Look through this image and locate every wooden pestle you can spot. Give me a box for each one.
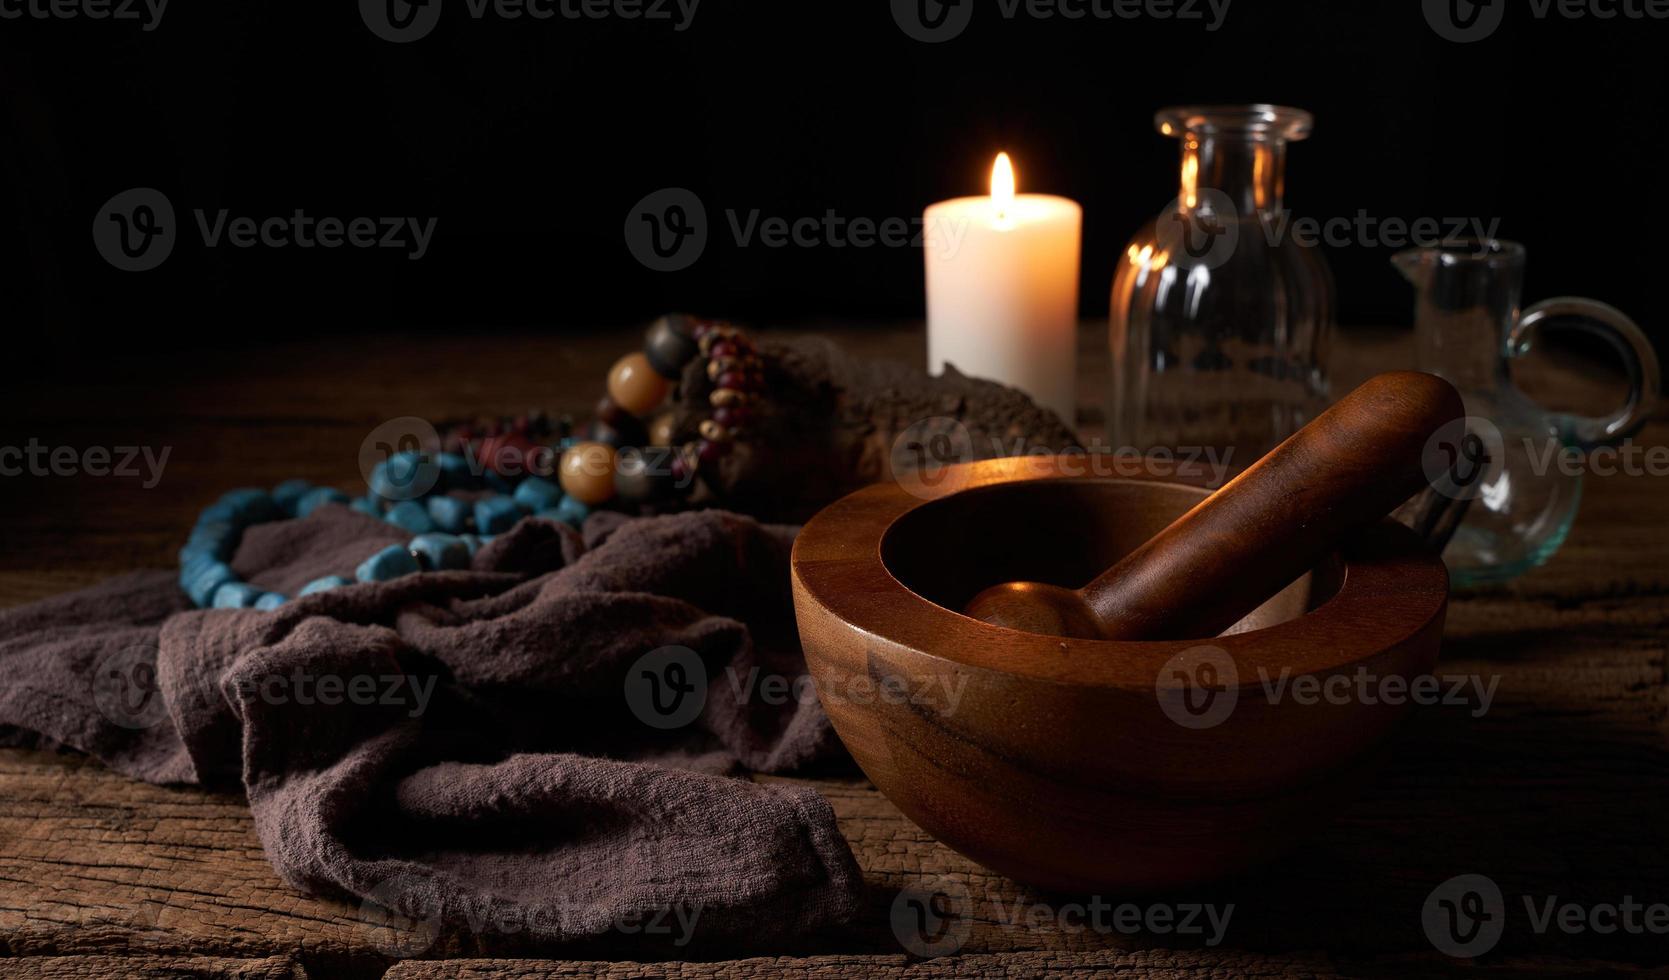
[964,371,1465,640]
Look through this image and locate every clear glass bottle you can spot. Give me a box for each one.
[1110,105,1334,476]
[1393,240,1661,585]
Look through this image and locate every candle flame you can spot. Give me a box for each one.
[991,152,1016,224]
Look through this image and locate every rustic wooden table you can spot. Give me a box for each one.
[1,325,1665,979]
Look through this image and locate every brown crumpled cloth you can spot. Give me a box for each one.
[0,504,863,948]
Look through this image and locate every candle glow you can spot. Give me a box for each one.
[923,153,1083,424]
[991,152,1016,227]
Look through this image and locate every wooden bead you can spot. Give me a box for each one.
[587,411,647,450]
[706,356,758,381]
[648,412,677,447]
[614,448,671,502]
[697,325,738,354]
[559,441,616,505]
[698,419,732,443]
[646,316,701,379]
[607,352,670,417]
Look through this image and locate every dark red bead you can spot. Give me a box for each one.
[594,395,627,426]
[692,321,716,339]
[715,371,752,390]
[480,432,536,476]
[696,438,730,463]
[587,413,647,450]
[712,405,751,428]
[670,455,691,484]
[709,340,737,359]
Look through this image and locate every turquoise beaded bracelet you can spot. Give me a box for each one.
[179,454,591,610]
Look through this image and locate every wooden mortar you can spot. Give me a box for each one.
[790,456,1449,892]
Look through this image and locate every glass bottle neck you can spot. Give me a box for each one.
[1180,133,1286,215]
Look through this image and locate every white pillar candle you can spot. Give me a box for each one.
[925,153,1082,424]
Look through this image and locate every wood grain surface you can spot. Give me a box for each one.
[1,325,1664,978]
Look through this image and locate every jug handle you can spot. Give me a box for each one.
[1510,297,1662,450]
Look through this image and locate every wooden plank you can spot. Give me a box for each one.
[0,956,307,979]
[382,952,1669,979]
[382,949,1346,978]
[0,589,1661,968]
[0,750,387,976]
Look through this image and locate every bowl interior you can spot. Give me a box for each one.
[880,478,1344,635]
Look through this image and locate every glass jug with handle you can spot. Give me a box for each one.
[1392,240,1661,585]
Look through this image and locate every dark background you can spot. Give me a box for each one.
[3,0,1663,373]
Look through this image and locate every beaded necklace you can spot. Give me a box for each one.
[179,315,759,609]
